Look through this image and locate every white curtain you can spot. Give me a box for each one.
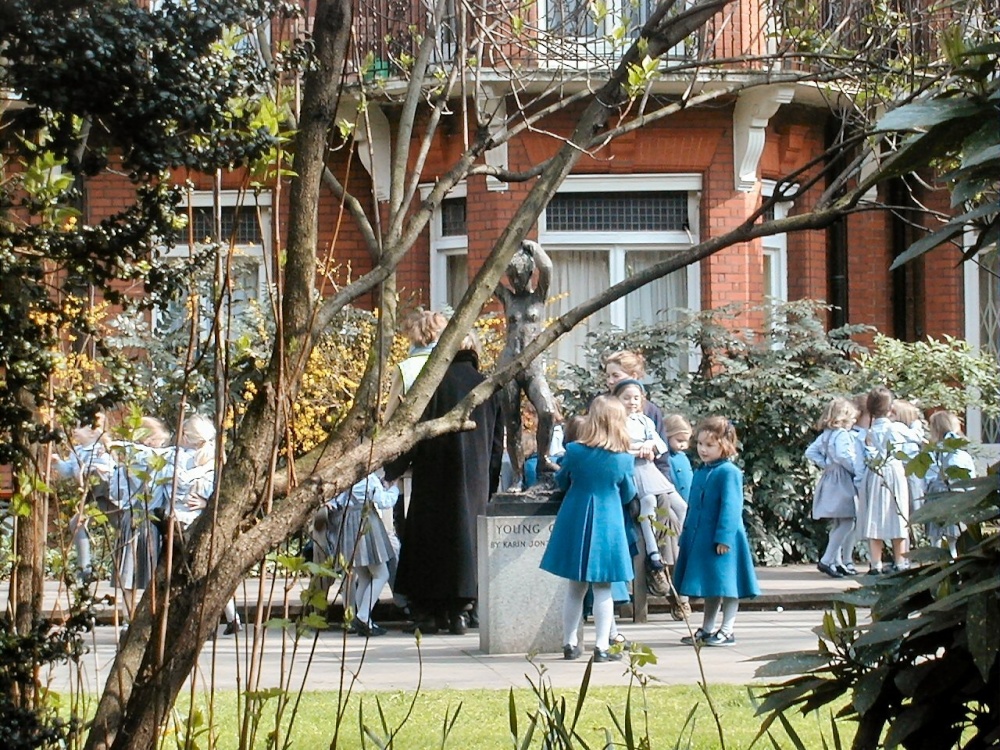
[548,249,611,371]
[624,251,687,326]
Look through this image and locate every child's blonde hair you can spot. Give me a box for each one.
[575,396,631,453]
[139,417,171,448]
[181,414,217,467]
[664,414,692,438]
[563,415,586,444]
[603,350,647,379]
[402,310,447,347]
[928,410,964,443]
[815,397,859,431]
[695,415,739,458]
[891,399,922,427]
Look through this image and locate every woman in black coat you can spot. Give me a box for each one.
[384,336,504,634]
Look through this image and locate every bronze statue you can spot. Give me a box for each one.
[495,240,559,489]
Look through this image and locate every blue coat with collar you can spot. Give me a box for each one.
[540,442,636,583]
[673,458,759,599]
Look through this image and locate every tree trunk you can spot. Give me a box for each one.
[10,452,45,638]
[84,2,354,748]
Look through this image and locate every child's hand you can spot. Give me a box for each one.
[715,543,730,555]
[639,441,656,460]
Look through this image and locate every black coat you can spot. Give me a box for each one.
[385,350,504,603]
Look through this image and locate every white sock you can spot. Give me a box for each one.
[592,584,614,651]
[563,581,588,647]
[354,563,389,624]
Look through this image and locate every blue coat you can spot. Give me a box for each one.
[667,449,694,501]
[540,443,636,583]
[673,459,759,599]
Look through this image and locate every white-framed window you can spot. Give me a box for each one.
[540,173,702,373]
[427,184,469,312]
[761,180,791,311]
[157,190,272,335]
[964,241,1000,450]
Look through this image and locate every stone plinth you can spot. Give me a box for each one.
[478,494,567,655]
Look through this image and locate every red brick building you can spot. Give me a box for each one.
[7,0,998,448]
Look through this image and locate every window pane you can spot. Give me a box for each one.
[547,0,598,37]
[623,251,688,326]
[446,254,468,308]
[548,250,611,369]
[763,252,774,299]
[624,251,689,374]
[547,192,688,232]
[441,198,467,237]
[191,206,264,245]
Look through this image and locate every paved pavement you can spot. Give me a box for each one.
[18,565,865,694]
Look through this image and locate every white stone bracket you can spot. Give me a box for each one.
[341,101,392,202]
[477,85,509,192]
[733,85,796,192]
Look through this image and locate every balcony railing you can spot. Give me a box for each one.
[347,0,770,82]
[348,0,960,84]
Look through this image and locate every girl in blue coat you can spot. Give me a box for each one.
[540,396,636,663]
[673,416,759,647]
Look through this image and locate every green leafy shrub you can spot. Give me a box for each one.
[858,333,1000,417]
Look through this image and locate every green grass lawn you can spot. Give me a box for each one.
[165,684,852,749]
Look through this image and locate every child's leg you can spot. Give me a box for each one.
[637,493,661,564]
[868,538,885,572]
[563,580,588,648]
[890,538,908,568]
[223,599,242,633]
[822,518,853,567]
[838,520,857,569]
[71,511,92,579]
[718,597,739,636]
[701,596,722,633]
[355,562,390,624]
[591,583,614,651]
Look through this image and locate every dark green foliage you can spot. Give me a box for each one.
[0,608,91,750]
[1,0,282,176]
[754,473,1000,749]
[556,299,870,565]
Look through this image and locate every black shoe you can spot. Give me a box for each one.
[836,564,858,576]
[403,617,439,635]
[448,613,468,636]
[223,619,243,635]
[593,647,623,663]
[611,633,630,650]
[563,643,582,660]
[680,628,708,646]
[702,630,736,647]
[355,619,387,638]
[817,562,844,579]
